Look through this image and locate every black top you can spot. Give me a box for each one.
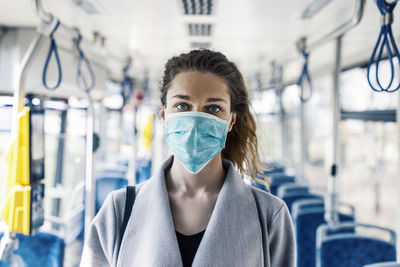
[175,229,206,267]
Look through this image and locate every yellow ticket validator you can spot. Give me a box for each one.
[1,107,45,234]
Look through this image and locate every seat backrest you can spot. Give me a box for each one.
[284,194,323,213]
[136,159,152,184]
[293,208,354,267]
[269,175,295,195]
[292,199,355,221]
[292,199,325,217]
[0,232,65,267]
[264,161,284,173]
[95,176,128,213]
[316,223,397,267]
[264,166,285,176]
[95,169,127,179]
[250,181,269,193]
[277,183,309,197]
[363,262,400,267]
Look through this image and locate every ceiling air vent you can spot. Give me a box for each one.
[190,42,211,49]
[181,0,214,15]
[188,23,212,36]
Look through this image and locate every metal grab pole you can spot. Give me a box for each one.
[0,33,45,262]
[279,0,365,71]
[278,90,288,167]
[126,99,137,186]
[397,91,400,262]
[300,100,306,183]
[84,94,95,236]
[11,34,45,136]
[131,105,137,185]
[307,0,365,52]
[325,35,342,226]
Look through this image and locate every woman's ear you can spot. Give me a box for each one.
[159,102,165,121]
[228,113,236,132]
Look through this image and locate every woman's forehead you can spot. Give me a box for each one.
[167,71,230,100]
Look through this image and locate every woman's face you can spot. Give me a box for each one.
[162,71,236,130]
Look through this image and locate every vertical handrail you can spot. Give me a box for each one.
[397,91,400,262]
[129,104,137,185]
[278,90,288,167]
[11,34,45,137]
[1,32,45,262]
[307,0,365,53]
[325,35,343,226]
[84,92,95,236]
[300,100,307,183]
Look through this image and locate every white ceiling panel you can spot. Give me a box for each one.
[0,0,398,88]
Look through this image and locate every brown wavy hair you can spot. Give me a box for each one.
[159,49,268,187]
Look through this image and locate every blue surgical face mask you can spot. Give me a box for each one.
[165,111,231,174]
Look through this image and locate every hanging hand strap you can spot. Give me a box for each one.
[42,20,62,90]
[74,33,96,91]
[367,0,400,93]
[122,62,134,102]
[297,49,313,102]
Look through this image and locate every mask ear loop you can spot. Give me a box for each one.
[227,112,233,128]
[224,113,232,131]
[222,113,233,148]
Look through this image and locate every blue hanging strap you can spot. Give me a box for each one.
[297,49,313,102]
[42,20,62,90]
[122,62,134,101]
[367,0,400,93]
[74,33,96,91]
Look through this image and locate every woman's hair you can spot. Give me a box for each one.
[160,49,268,187]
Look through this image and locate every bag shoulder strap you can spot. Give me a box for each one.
[120,185,136,244]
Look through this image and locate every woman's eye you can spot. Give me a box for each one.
[176,103,189,111]
[208,105,221,113]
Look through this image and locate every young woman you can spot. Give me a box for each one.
[81,49,296,267]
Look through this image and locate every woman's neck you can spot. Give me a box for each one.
[166,155,226,196]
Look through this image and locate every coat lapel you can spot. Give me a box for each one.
[192,159,263,267]
[118,156,263,267]
[118,156,183,267]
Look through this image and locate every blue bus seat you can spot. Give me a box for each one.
[264,163,285,175]
[250,181,269,193]
[95,174,128,213]
[277,184,323,213]
[249,162,285,193]
[269,173,295,195]
[364,262,400,267]
[292,203,355,267]
[136,159,152,184]
[292,199,325,211]
[283,194,323,213]
[277,183,309,196]
[95,169,127,179]
[265,167,285,175]
[249,170,270,192]
[264,162,285,175]
[316,223,396,267]
[292,199,355,217]
[0,232,64,267]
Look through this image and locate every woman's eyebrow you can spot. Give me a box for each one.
[172,94,190,100]
[207,98,227,103]
[172,95,226,103]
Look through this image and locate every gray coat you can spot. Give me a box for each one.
[80,157,296,267]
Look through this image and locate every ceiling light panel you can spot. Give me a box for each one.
[181,0,214,15]
[190,42,211,49]
[188,23,212,36]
